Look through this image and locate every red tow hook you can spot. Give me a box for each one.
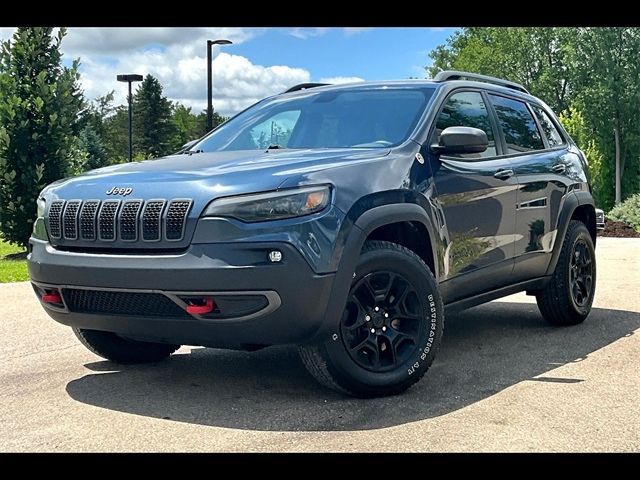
[186,298,215,315]
[42,291,62,304]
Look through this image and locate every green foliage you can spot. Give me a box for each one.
[608,194,640,232]
[0,27,84,247]
[428,27,576,112]
[78,125,108,171]
[170,105,226,152]
[558,107,609,208]
[571,27,640,206]
[0,238,28,283]
[132,75,176,158]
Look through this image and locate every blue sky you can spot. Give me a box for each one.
[229,28,455,81]
[0,27,457,115]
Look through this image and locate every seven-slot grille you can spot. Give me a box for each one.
[120,200,143,241]
[98,200,120,241]
[166,200,192,240]
[46,198,192,243]
[47,201,64,239]
[142,200,165,241]
[79,201,100,240]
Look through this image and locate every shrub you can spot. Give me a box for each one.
[608,194,640,232]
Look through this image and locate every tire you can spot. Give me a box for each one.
[299,240,444,397]
[536,220,596,326]
[73,328,179,364]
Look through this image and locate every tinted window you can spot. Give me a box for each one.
[194,88,434,152]
[488,94,544,153]
[531,105,564,147]
[432,91,497,159]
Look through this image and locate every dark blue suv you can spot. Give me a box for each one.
[28,71,597,397]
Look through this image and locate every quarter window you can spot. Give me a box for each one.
[488,94,544,153]
[433,91,497,159]
[531,105,564,147]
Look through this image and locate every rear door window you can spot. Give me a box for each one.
[488,94,544,154]
[531,105,565,147]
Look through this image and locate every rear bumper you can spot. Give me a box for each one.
[27,238,336,349]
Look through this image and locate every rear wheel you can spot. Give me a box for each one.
[536,220,596,326]
[73,328,179,364]
[300,240,444,397]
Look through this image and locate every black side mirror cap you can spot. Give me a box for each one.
[430,126,489,155]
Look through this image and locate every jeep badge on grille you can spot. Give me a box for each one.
[106,186,133,196]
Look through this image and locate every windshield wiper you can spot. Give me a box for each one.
[265,144,285,151]
[187,149,203,155]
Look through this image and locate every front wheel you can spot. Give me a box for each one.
[73,328,179,364]
[300,240,444,397]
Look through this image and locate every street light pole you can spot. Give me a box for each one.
[206,39,232,132]
[117,74,143,162]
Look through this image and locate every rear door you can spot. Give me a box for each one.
[428,90,518,302]
[486,94,568,281]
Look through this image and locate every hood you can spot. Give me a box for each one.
[42,148,390,207]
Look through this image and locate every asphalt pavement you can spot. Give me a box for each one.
[1,237,638,452]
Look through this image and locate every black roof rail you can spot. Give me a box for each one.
[433,70,529,94]
[283,83,329,94]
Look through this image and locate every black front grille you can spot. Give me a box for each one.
[46,197,190,244]
[142,200,165,241]
[165,200,192,240]
[62,201,81,240]
[48,201,64,239]
[98,200,120,241]
[79,201,100,240]
[119,200,143,241]
[62,288,190,318]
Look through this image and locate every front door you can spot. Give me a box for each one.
[427,90,518,302]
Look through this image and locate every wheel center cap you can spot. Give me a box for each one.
[372,312,385,328]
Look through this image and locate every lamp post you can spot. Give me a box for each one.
[117,74,143,162]
[207,39,232,132]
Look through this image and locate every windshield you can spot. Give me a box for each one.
[193,87,435,152]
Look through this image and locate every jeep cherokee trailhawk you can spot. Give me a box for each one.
[28,71,597,397]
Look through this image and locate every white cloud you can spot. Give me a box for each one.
[319,76,365,84]
[288,28,330,39]
[0,27,369,117]
[343,28,373,36]
[78,50,310,116]
[62,27,261,57]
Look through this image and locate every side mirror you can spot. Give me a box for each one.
[430,126,488,155]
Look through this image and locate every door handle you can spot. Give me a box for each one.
[552,164,566,174]
[494,169,514,180]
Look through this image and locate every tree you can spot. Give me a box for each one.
[132,74,176,158]
[427,27,576,113]
[0,27,84,247]
[78,125,108,171]
[426,27,640,211]
[572,27,640,206]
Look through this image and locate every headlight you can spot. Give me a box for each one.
[37,198,46,218]
[202,186,331,223]
[32,197,48,240]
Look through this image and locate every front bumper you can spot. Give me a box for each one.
[27,239,336,349]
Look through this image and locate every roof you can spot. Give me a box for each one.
[281,74,540,104]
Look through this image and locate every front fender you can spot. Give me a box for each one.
[311,201,440,343]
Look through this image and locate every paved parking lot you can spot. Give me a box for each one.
[1,237,638,452]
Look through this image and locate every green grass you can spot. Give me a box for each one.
[0,240,28,283]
